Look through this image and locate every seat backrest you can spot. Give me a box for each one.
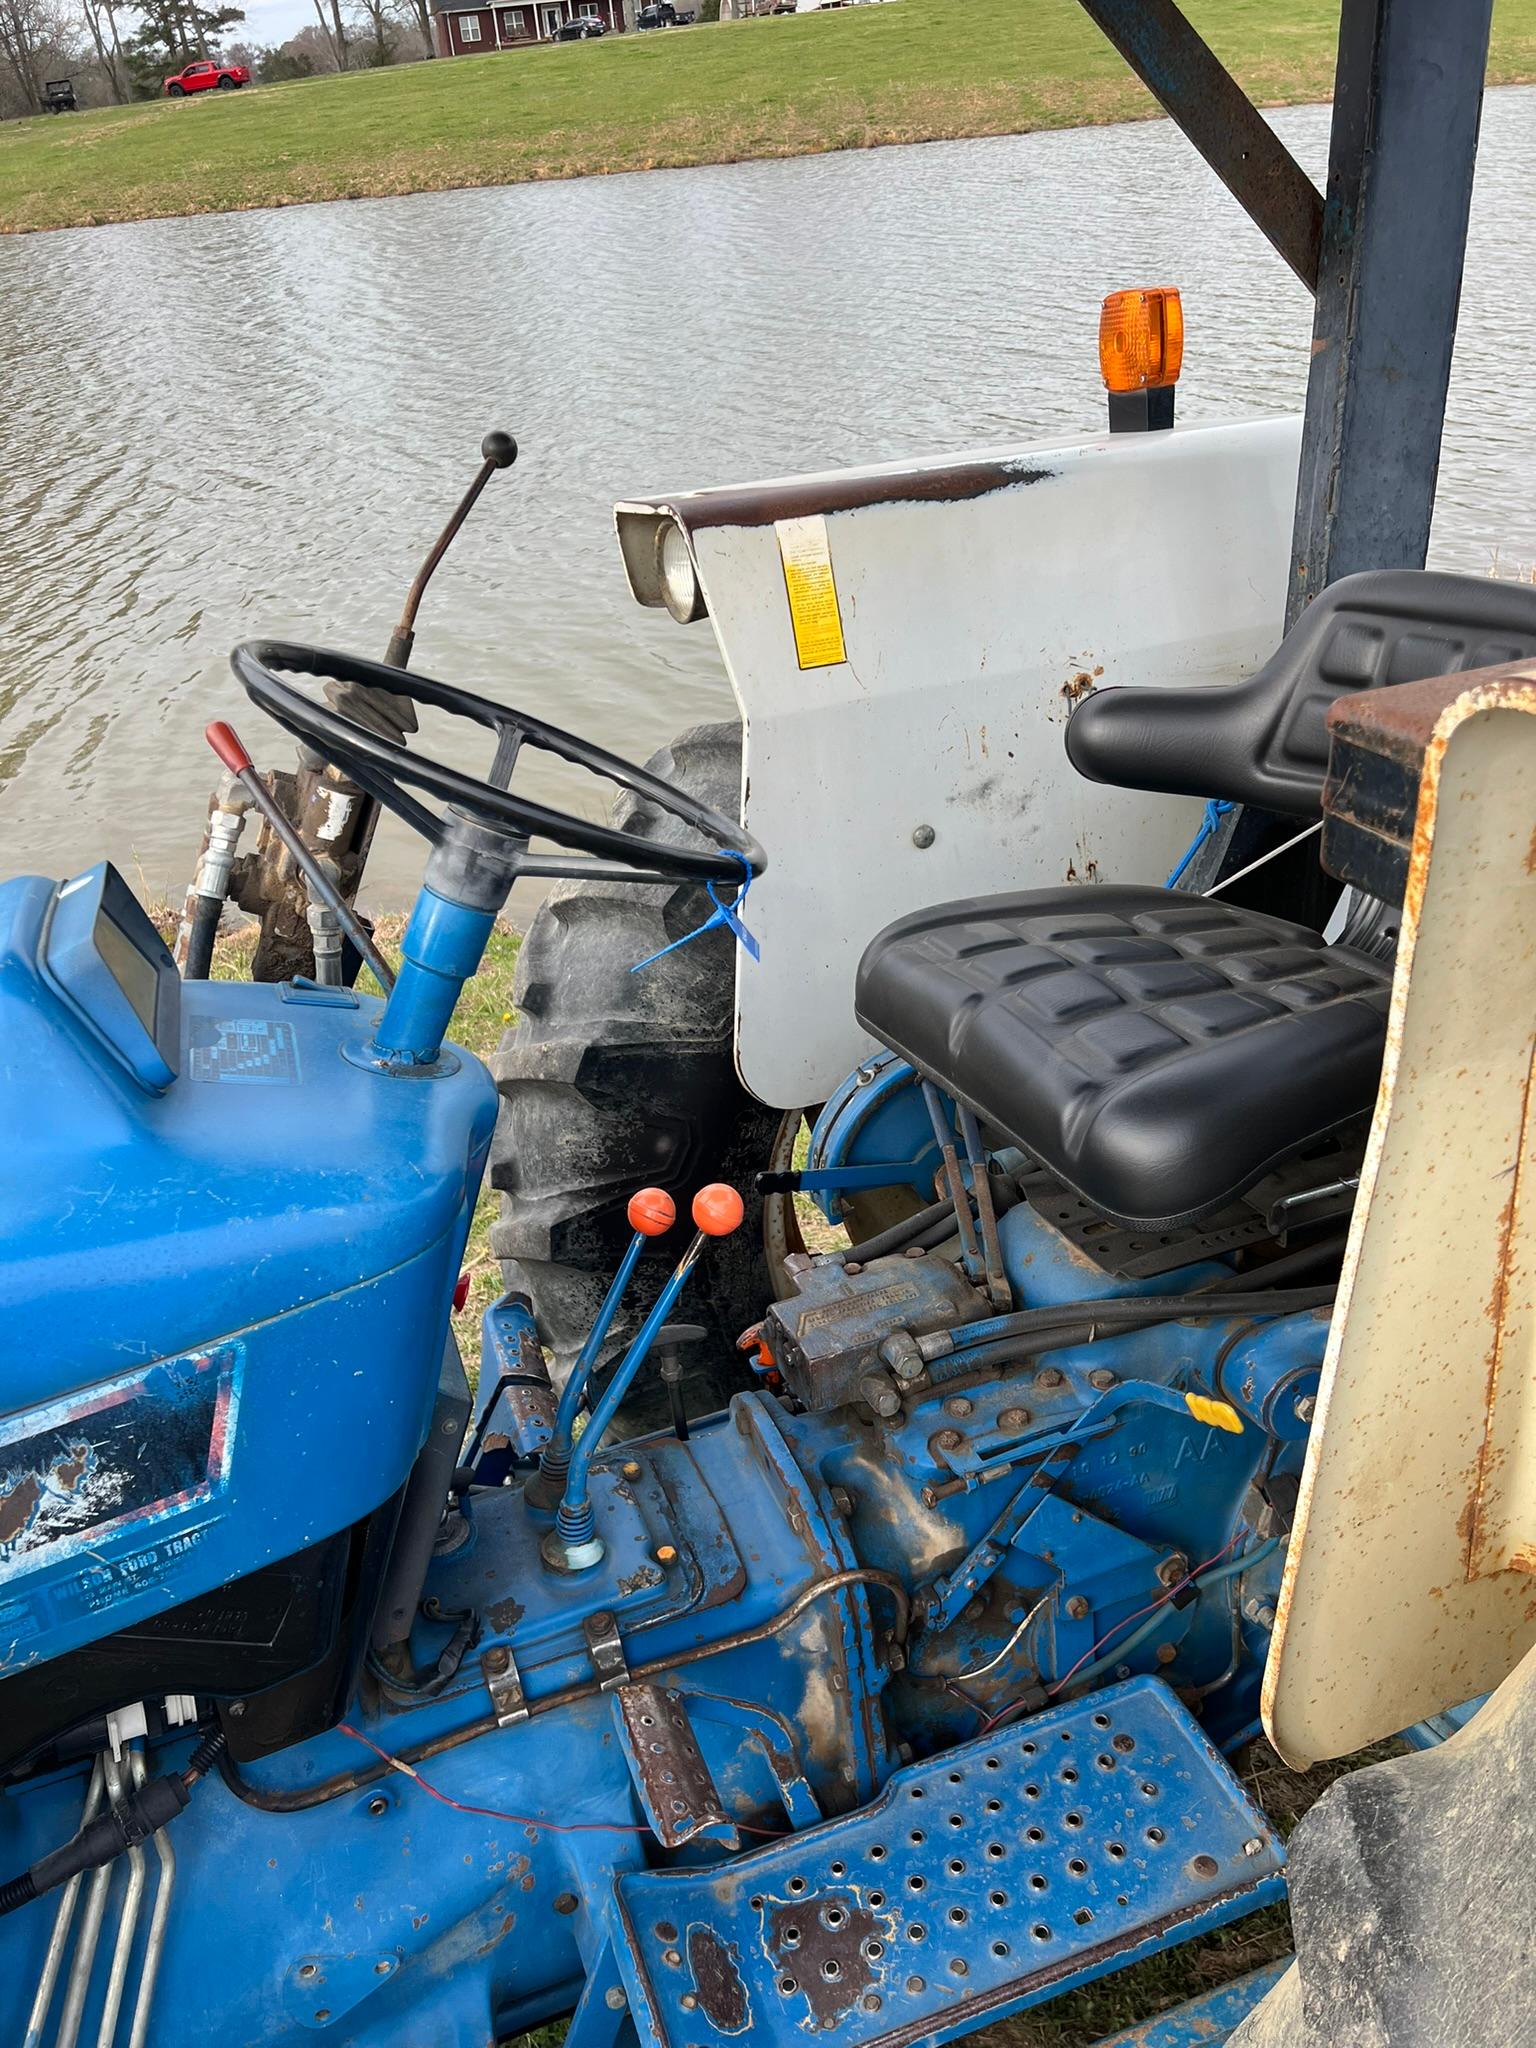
[1065,569,1536,818]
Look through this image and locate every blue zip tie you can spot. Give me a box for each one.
[631,854,759,972]
[1167,799,1234,887]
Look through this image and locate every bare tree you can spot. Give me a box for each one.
[352,0,393,64]
[78,0,127,98]
[0,0,51,104]
[391,0,432,58]
[311,0,346,65]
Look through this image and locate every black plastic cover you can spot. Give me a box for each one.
[1067,568,1536,817]
[855,886,1391,1231]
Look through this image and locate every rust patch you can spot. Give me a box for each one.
[1062,671,1097,706]
[632,461,1057,535]
[0,1473,42,1546]
[485,1596,524,1635]
[766,1891,878,2029]
[616,1565,664,1597]
[687,1924,750,2033]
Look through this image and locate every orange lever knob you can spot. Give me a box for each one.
[627,1187,677,1237]
[692,1183,745,1237]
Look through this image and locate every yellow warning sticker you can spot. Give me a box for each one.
[776,514,847,670]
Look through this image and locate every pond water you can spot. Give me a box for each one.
[3,85,1534,909]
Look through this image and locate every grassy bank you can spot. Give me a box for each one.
[6,0,1536,235]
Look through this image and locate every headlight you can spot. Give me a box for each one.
[656,521,707,624]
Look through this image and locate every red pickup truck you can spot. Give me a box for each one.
[163,59,249,94]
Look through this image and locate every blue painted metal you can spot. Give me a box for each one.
[0,864,496,1677]
[806,1053,948,1223]
[369,886,497,1066]
[0,869,1318,2043]
[1091,1959,1293,2046]
[536,1227,652,1498]
[612,1679,1285,2046]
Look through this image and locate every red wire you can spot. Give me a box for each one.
[338,1722,784,1839]
[978,1531,1244,1733]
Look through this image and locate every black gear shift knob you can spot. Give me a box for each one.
[481,431,518,470]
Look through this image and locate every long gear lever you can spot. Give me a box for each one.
[543,1185,745,1574]
[524,1186,677,1514]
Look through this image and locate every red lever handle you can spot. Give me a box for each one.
[205,720,253,776]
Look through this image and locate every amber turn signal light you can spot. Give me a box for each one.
[1099,287,1184,394]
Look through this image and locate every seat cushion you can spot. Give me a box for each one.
[854,886,1392,1230]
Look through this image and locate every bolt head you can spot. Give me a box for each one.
[903,1244,927,1259]
[680,1993,698,2011]
[621,1460,642,1481]
[934,1428,963,1452]
[1065,1594,1090,1620]
[1156,1642,1178,1665]
[844,1260,864,1276]
[485,1646,510,1672]
[1035,1367,1065,1390]
[829,1486,856,1517]
[912,823,936,849]
[655,1544,678,1565]
[374,1960,392,1977]
[1156,1552,1189,1587]
[367,1795,389,1818]
[605,1986,627,2011]
[998,1406,1031,1429]
[1088,1368,1117,1391]
[299,1964,318,1981]
[943,1396,973,1419]
[1294,1393,1316,1423]
[555,1892,579,1916]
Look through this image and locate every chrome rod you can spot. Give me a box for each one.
[55,1754,119,2048]
[97,1750,148,2048]
[23,1758,105,2048]
[127,1753,175,2048]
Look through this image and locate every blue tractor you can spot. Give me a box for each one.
[4,5,1536,2046]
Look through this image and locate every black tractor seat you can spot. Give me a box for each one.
[855,569,1536,1234]
[857,887,1391,1231]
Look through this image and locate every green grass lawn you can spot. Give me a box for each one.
[6,0,1536,235]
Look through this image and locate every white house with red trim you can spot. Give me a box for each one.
[432,0,629,52]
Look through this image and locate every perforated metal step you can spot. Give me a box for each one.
[613,1677,1285,2047]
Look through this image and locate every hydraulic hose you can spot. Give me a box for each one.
[181,891,223,982]
[0,1730,225,1920]
[836,1196,957,1266]
[923,1284,1335,1370]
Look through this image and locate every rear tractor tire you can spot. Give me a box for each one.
[489,722,782,1431]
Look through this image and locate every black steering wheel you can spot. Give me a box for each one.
[230,640,764,888]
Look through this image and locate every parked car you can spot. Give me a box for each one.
[637,3,687,23]
[163,59,250,94]
[553,12,606,33]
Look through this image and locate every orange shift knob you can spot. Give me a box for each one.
[692,1183,745,1237]
[627,1187,677,1237]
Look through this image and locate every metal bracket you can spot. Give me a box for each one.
[583,1609,631,1691]
[614,1684,738,1849]
[480,1642,529,1726]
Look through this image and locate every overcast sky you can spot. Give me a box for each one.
[233,0,370,49]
